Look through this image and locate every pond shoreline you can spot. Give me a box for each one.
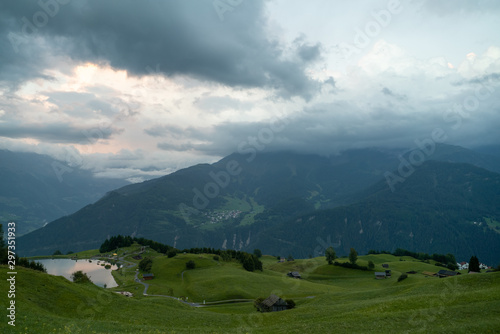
[36,258,119,288]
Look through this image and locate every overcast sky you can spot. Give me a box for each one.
[1,0,499,182]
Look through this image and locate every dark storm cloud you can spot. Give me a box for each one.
[0,0,322,99]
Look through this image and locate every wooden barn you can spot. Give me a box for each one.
[143,273,154,280]
[260,295,288,312]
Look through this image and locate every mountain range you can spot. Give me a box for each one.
[0,150,128,236]
[15,144,500,265]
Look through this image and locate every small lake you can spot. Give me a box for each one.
[36,259,119,288]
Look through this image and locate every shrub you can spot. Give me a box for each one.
[139,257,153,272]
[186,260,195,270]
[398,273,408,282]
[213,255,219,261]
[334,261,368,271]
[254,297,265,312]
[368,260,375,270]
[71,270,92,284]
[286,299,296,309]
[167,250,177,258]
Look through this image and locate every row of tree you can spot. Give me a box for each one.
[368,248,458,270]
[99,235,135,253]
[325,246,359,265]
[100,235,263,272]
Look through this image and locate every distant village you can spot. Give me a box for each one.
[202,210,242,224]
[456,261,491,271]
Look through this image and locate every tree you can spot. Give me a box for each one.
[186,260,196,270]
[447,262,458,271]
[368,260,375,270]
[242,253,255,271]
[139,257,153,272]
[325,246,336,265]
[0,224,7,264]
[349,248,358,265]
[253,249,262,258]
[71,270,92,284]
[167,250,177,258]
[469,255,480,272]
[53,250,62,256]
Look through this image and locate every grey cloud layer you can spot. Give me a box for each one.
[1,0,321,99]
[0,122,122,144]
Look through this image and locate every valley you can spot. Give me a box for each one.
[15,145,500,266]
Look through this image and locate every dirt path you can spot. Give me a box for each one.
[122,251,252,307]
[134,270,149,295]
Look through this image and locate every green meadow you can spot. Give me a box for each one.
[1,248,499,333]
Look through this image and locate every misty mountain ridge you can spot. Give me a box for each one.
[0,149,129,236]
[14,144,500,265]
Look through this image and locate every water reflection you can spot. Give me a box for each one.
[36,259,118,288]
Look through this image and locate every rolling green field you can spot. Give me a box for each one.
[1,248,499,333]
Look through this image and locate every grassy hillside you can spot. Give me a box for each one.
[3,250,499,333]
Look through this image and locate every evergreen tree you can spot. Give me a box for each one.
[242,253,255,271]
[469,255,480,272]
